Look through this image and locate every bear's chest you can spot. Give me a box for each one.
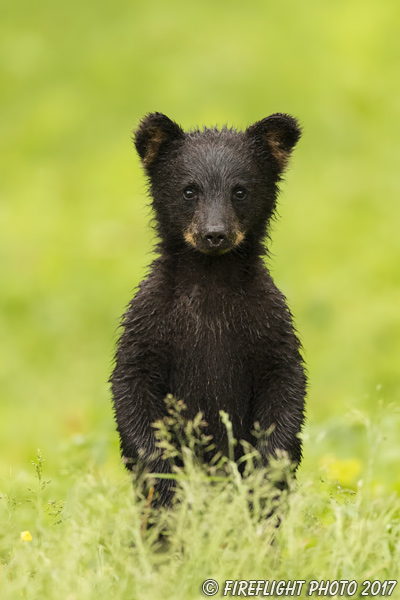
[170,284,253,355]
[166,286,259,439]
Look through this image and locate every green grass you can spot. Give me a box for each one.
[1,0,400,597]
[1,412,400,600]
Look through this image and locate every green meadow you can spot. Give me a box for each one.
[1,0,400,597]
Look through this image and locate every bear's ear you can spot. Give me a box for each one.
[246,113,302,172]
[134,112,184,169]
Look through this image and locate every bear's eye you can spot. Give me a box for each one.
[183,186,197,200]
[233,187,247,201]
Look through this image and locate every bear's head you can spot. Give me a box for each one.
[134,113,301,256]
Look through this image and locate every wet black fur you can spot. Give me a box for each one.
[111,113,306,506]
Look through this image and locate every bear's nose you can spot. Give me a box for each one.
[205,228,227,248]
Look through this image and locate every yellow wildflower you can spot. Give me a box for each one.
[320,454,362,487]
[20,531,32,542]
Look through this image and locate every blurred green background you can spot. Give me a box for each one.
[1,0,400,492]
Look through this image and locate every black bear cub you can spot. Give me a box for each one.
[111,112,306,506]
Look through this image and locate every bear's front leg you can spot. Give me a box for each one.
[251,344,306,473]
[111,344,174,507]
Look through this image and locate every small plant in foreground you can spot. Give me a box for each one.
[27,450,65,532]
[130,395,297,537]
